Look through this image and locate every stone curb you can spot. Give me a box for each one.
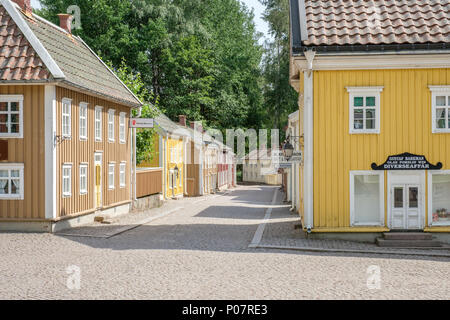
[252,244,450,258]
[57,206,184,239]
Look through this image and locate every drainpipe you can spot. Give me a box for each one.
[303,49,315,231]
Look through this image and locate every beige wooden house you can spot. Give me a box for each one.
[0,0,142,232]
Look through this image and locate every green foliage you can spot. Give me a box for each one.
[38,0,265,134]
[259,0,299,135]
[106,59,160,165]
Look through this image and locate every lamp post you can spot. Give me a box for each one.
[283,140,295,161]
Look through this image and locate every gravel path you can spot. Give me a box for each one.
[0,185,448,300]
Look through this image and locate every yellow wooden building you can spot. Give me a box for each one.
[289,0,450,242]
[146,114,189,200]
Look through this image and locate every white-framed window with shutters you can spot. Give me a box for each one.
[108,162,115,190]
[0,95,23,138]
[61,98,72,139]
[95,106,103,141]
[79,163,88,195]
[347,87,383,134]
[429,86,450,133]
[79,102,88,140]
[119,112,126,143]
[108,109,115,142]
[119,162,126,188]
[0,163,24,200]
[62,164,72,198]
[350,171,385,226]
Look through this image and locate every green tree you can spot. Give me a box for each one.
[38,0,265,133]
[259,0,298,133]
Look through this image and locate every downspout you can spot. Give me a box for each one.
[303,49,315,233]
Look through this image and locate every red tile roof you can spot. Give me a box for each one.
[0,6,51,81]
[303,0,450,46]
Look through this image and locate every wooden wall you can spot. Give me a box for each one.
[0,85,45,220]
[136,168,162,198]
[56,87,132,217]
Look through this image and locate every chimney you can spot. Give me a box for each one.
[57,14,73,33]
[13,0,32,16]
[190,121,203,133]
[178,115,187,127]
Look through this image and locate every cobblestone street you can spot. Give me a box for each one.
[0,185,449,300]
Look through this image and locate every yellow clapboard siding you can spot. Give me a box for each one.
[311,68,450,229]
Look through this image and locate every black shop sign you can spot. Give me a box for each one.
[372,153,443,171]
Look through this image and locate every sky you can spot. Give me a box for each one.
[243,0,271,44]
[30,0,270,43]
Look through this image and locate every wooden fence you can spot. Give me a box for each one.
[136,168,163,198]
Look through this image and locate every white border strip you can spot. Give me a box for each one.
[249,188,278,248]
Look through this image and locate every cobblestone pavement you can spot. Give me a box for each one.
[0,185,449,300]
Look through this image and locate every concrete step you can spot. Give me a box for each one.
[376,238,442,248]
[383,232,433,241]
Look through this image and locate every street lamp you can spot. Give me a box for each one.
[283,139,294,160]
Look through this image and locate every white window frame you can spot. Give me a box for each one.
[79,102,88,140]
[347,87,383,134]
[108,109,116,142]
[0,163,24,200]
[79,163,88,195]
[108,162,115,190]
[350,171,385,227]
[119,112,126,143]
[95,106,103,142]
[61,98,72,139]
[62,163,72,198]
[119,162,126,188]
[427,170,450,227]
[429,86,450,133]
[0,95,24,139]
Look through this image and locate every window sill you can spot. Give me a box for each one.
[432,130,450,134]
[0,196,24,200]
[62,194,72,198]
[429,222,450,227]
[349,131,380,135]
[0,134,23,139]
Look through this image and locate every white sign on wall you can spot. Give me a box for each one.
[129,118,154,128]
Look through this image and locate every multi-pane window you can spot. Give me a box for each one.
[79,164,88,195]
[119,112,126,143]
[119,162,126,188]
[108,163,115,189]
[0,95,23,138]
[79,103,88,140]
[62,164,72,197]
[430,86,450,133]
[0,164,24,199]
[62,98,72,138]
[108,109,115,142]
[347,87,383,134]
[95,106,102,141]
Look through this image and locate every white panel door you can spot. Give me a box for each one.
[391,184,421,230]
